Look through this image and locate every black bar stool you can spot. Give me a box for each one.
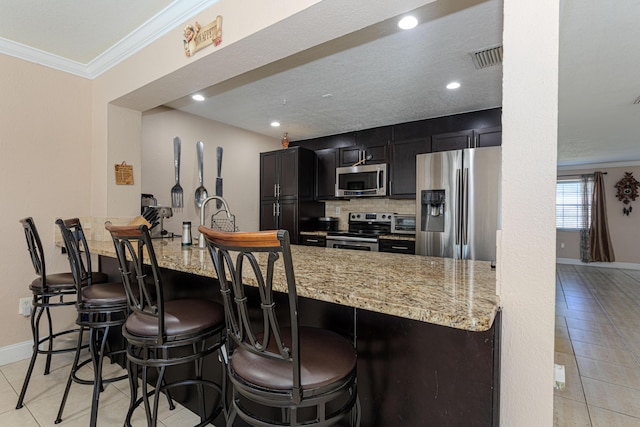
[16,217,108,409]
[199,227,360,427]
[54,218,129,426]
[106,222,226,427]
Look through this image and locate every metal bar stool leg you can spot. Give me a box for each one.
[194,342,205,423]
[44,304,54,375]
[55,325,86,424]
[16,303,45,409]
[89,324,111,427]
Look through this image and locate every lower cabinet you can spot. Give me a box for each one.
[260,200,325,244]
[379,238,416,255]
[300,235,326,247]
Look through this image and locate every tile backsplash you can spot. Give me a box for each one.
[324,199,415,231]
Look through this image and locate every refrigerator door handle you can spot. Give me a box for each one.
[463,167,469,246]
[455,168,462,248]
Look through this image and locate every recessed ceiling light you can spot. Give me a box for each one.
[192,94,205,101]
[398,16,418,30]
[446,82,461,90]
[271,121,281,127]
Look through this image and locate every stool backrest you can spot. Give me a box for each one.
[19,217,48,289]
[55,218,95,297]
[105,223,166,343]
[199,227,301,393]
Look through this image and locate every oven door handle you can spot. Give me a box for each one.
[326,235,378,243]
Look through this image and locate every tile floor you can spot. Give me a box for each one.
[555,264,640,426]
[3,264,639,426]
[0,342,207,426]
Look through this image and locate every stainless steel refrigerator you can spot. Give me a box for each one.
[416,147,501,261]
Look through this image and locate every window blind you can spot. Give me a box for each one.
[556,178,593,230]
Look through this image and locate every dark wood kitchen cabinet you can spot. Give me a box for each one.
[259,147,324,243]
[315,148,338,200]
[260,148,309,200]
[338,127,390,167]
[300,235,327,247]
[260,198,298,232]
[431,129,475,152]
[379,238,416,255]
[432,127,502,152]
[474,126,502,147]
[389,138,430,198]
[338,144,387,167]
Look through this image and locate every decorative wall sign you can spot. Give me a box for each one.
[114,161,134,185]
[183,16,222,57]
[614,171,640,215]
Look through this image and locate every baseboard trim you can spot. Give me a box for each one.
[0,340,32,367]
[556,258,640,270]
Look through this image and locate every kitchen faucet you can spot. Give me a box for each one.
[197,195,231,248]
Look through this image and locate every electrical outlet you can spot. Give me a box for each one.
[18,297,32,316]
[554,364,566,391]
[335,206,341,215]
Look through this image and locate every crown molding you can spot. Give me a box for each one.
[557,160,640,171]
[0,0,218,79]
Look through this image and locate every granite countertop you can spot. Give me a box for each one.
[378,234,415,241]
[87,238,498,332]
[300,231,415,241]
[300,231,328,236]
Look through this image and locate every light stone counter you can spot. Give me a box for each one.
[88,238,498,332]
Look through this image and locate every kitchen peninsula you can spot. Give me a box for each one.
[89,237,501,426]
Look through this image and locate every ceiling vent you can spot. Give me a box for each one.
[470,45,503,70]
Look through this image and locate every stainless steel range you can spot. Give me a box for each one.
[325,212,393,251]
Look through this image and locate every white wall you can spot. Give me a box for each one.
[499,0,558,425]
[141,107,281,234]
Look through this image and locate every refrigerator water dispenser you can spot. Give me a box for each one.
[421,190,446,232]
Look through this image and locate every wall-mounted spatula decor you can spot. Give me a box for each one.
[216,147,223,209]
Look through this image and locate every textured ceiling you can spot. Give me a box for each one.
[558,0,640,166]
[165,0,503,141]
[1,0,639,166]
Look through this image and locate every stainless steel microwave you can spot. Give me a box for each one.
[335,163,387,197]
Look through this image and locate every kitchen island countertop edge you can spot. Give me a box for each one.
[87,238,499,332]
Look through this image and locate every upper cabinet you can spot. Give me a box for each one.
[338,127,390,167]
[260,147,315,201]
[431,127,502,152]
[431,129,475,152]
[315,148,339,200]
[474,126,502,148]
[339,145,387,166]
[389,138,430,198]
[291,108,502,201]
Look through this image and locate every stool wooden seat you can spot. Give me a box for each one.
[16,217,108,409]
[199,227,360,427]
[106,222,226,427]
